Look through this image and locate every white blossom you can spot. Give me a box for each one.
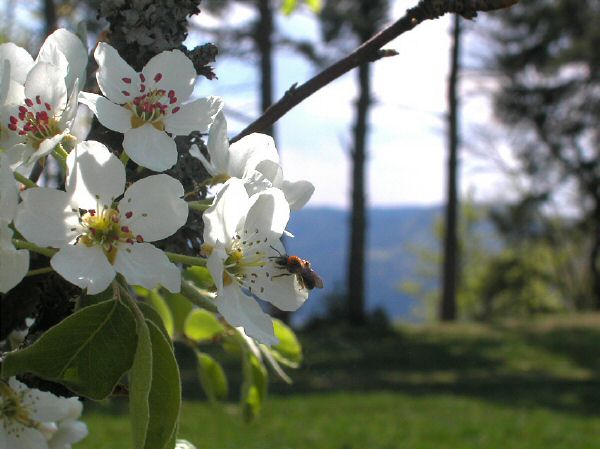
[79,43,222,172]
[202,178,308,345]
[190,111,314,211]
[14,141,188,294]
[0,378,87,449]
[0,154,28,293]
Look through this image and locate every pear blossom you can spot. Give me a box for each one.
[0,154,29,293]
[0,29,86,165]
[0,377,87,449]
[79,43,223,172]
[202,178,308,345]
[190,111,314,211]
[3,62,80,171]
[14,141,188,294]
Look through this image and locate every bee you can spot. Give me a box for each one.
[272,254,324,290]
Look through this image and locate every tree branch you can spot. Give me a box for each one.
[231,0,518,143]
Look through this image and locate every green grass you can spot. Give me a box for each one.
[82,314,600,449]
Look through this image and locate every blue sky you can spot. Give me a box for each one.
[186,1,516,209]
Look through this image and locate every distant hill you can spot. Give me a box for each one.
[284,206,443,325]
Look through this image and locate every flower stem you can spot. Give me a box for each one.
[52,144,69,173]
[25,267,54,277]
[165,251,207,266]
[180,280,218,313]
[12,239,57,257]
[187,200,213,212]
[119,151,130,166]
[13,172,38,189]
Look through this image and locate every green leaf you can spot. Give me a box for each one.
[137,302,170,341]
[129,318,152,449]
[282,0,297,15]
[184,309,225,342]
[2,300,136,400]
[163,292,193,335]
[306,0,322,13]
[148,290,174,336]
[241,353,267,422]
[184,266,214,289]
[144,320,181,449]
[196,351,228,402]
[271,319,303,367]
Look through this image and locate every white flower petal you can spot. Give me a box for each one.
[66,141,125,209]
[22,390,71,423]
[206,110,230,174]
[0,42,34,84]
[244,188,289,239]
[51,244,115,294]
[228,133,278,179]
[0,59,10,105]
[120,174,187,241]
[123,124,177,172]
[206,246,227,292]
[30,133,65,163]
[281,179,315,211]
[37,29,87,95]
[164,96,223,135]
[24,62,67,115]
[248,264,308,311]
[203,178,248,246]
[0,154,18,221]
[59,78,80,129]
[48,420,88,449]
[189,144,217,177]
[215,285,278,346]
[113,242,181,292]
[0,220,28,293]
[15,188,79,248]
[94,42,140,104]
[6,426,48,449]
[142,49,196,101]
[78,91,132,133]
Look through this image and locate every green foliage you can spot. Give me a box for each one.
[184,309,225,342]
[282,0,322,15]
[270,319,303,367]
[163,292,194,335]
[2,300,137,400]
[196,351,229,402]
[129,315,153,449]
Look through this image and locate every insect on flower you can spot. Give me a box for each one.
[272,252,324,291]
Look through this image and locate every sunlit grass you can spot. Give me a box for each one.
[82,313,600,449]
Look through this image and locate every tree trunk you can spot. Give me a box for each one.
[348,61,371,326]
[256,0,275,140]
[440,13,461,321]
[43,0,57,37]
[591,198,600,310]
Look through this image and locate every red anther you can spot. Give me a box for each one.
[122,90,131,97]
[122,77,132,84]
[25,98,34,107]
[35,95,41,104]
[9,116,17,124]
[139,73,145,82]
[133,98,140,106]
[125,211,133,219]
[37,111,49,121]
[90,227,97,234]
[18,130,26,135]
[8,123,17,131]
[126,238,133,244]
[121,226,130,233]
[111,215,119,223]
[136,235,144,243]
[18,106,27,114]
[89,209,96,215]
[154,73,163,83]
[169,97,177,104]
[140,84,146,93]
[168,90,175,98]
[45,102,52,111]
[23,123,33,131]
[171,106,180,114]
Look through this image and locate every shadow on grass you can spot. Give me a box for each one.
[175,318,600,417]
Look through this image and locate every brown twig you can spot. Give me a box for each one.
[230,0,518,143]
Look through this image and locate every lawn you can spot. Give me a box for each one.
[83,314,600,449]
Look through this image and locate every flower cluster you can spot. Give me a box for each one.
[0,377,87,449]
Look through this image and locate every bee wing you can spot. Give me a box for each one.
[312,271,324,289]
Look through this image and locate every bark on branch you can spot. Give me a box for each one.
[231,0,518,143]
